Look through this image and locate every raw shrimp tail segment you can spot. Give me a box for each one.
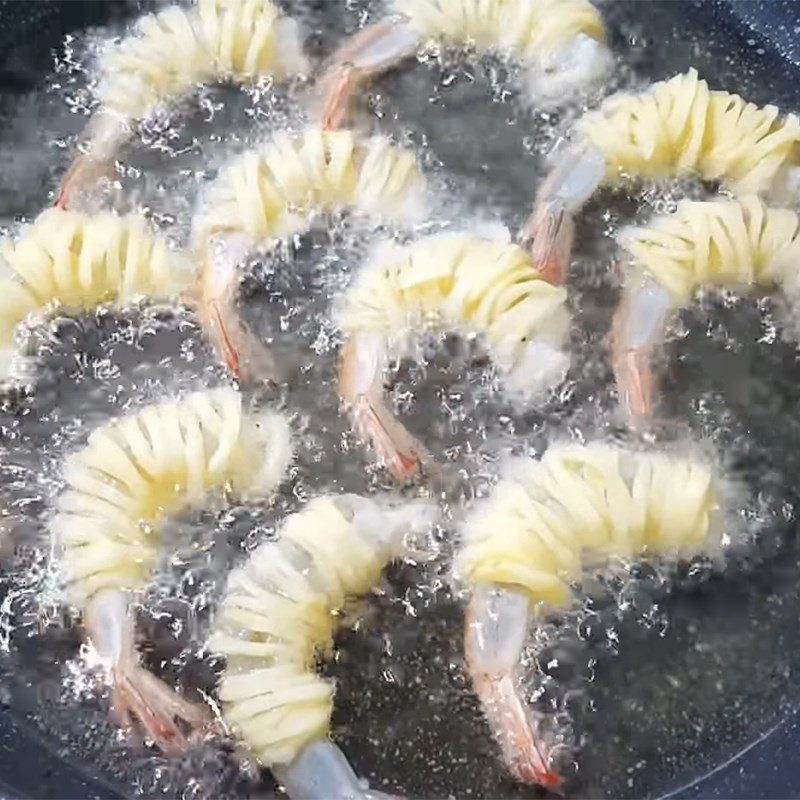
[55,387,293,608]
[58,0,310,207]
[196,232,277,383]
[337,231,570,475]
[457,442,720,785]
[211,494,436,793]
[464,585,564,788]
[521,141,607,284]
[319,0,610,126]
[319,20,422,131]
[612,195,800,420]
[337,332,436,482]
[0,208,194,383]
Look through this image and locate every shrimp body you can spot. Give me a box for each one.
[338,230,569,479]
[54,388,292,748]
[458,442,719,786]
[613,195,800,418]
[527,68,800,283]
[211,494,435,796]
[57,0,309,207]
[194,125,425,380]
[319,0,609,129]
[0,207,192,384]
[195,126,425,243]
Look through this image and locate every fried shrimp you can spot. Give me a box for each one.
[612,195,800,419]
[319,0,611,130]
[211,493,436,799]
[0,207,192,386]
[337,229,569,481]
[56,0,309,208]
[457,441,720,787]
[523,68,800,283]
[54,388,292,752]
[192,125,425,381]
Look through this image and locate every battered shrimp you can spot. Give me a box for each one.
[524,68,800,284]
[611,195,800,420]
[210,493,436,799]
[319,0,611,130]
[457,442,720,786]
[337,229,570,481]
[56,0,309,209]
[53,388,292,750]
[0,207,193,387]
[192,125,425,380]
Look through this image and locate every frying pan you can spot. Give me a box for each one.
[0,1,800,798]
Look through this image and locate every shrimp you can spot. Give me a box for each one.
[611,195,800,422]
[56,0,309,209]
[525,68,800,284]
[337,230,570,481]
[210,493,437,799]
[319,0,610,130]
[0,207,193,388]
[54,388,293,749]
[457,441,720,786]
[464,585,562,789]
[83,587,213,751]
[192,125,425,380]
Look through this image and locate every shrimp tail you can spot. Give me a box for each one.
[519,199,575,286]
[465,587,563,789]
[474,672,563,790]
[318,21,420,130]
[201,297,277,385]
[339,333,437,482]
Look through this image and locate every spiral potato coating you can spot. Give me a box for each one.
[0,208,192,367]
[211,496,405,766]
[621,195,800,304]
[98,0,308,120]
[458,443,718,606]
[339,231,569,380]
[394,0,605,57]
[577,68,800,196]
[194,126,425,245]
[54,388,292,607]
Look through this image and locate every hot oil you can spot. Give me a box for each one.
[0,0,798,798]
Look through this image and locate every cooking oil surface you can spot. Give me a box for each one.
[0,1,798,798]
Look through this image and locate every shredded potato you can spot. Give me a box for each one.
[55,388,292,606]
[621,195,800,303]
[458,443,718,605]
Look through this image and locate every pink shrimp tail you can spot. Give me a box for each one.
[519,200,574,286]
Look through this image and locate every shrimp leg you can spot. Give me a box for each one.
[338,331,435,483]
[319,21,421,130]
[465,585,562,790]
[519,142,606,285]
[609,270,673,423]
[85,588,213,752]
